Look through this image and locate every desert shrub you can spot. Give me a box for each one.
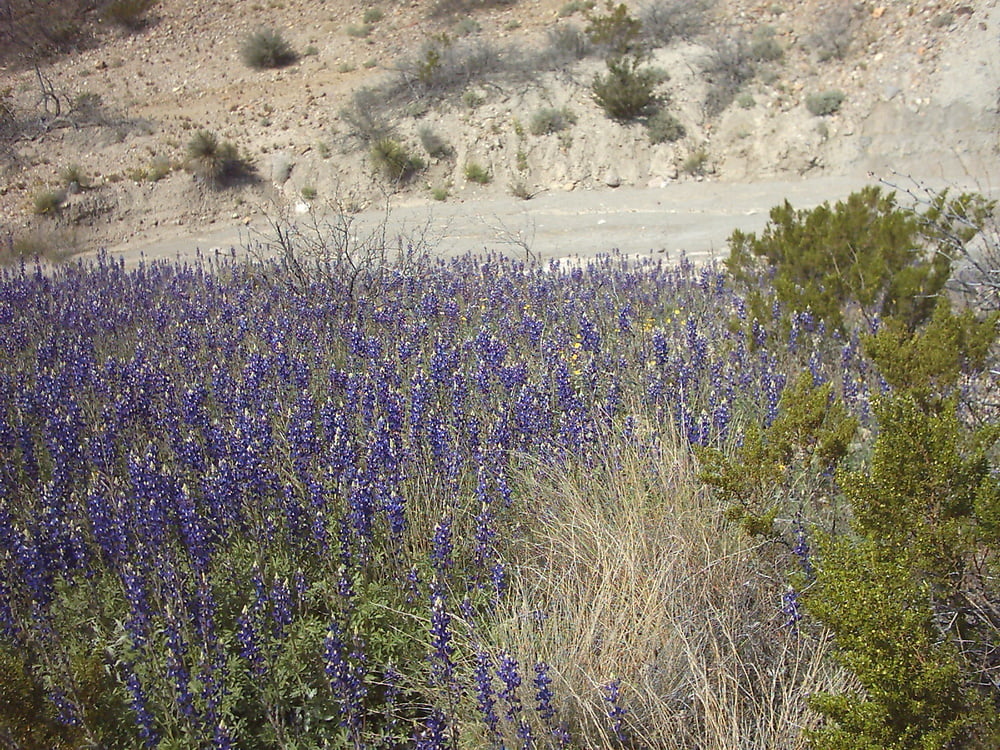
[431,185,449,200]
[428,0,517,19]
[726,186,991,331]
[585,0,646,58]
[736,91,755,108]
[102,0,157,30]
[807,6,855,62]
[702,32,757,116]
[32,188,63,215]
[638,0,714,47]
[805,89,845,116]
[464,161,491,184]
[340,87,395,145]
[682,148,709,175]
[418,126,453,159]
[59,163,87,189]
[529,106,577,135]
[345,23,372,38]
[398,35,509,98]
[370,138,424,182]
[541,24,594,65]
[592,56,664,121]
[454,17,481,36]
[559,0,595,16]
[645,108,685,143]
[363,7,384,23]
[240,28,298,69]
[749,25,783,62]
[186,129,250,185]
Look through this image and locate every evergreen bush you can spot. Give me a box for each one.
[592,55,663,121]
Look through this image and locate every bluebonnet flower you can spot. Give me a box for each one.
[602,678,629,744]
[123,664,159,747]
[429,592,455,686]
[782,588,803,630]
[497,650,523,722]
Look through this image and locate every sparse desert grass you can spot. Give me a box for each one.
[683,147,709,175]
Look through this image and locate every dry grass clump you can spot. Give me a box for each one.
[487,422,850,748]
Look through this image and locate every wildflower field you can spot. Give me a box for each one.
[1,190,998,749]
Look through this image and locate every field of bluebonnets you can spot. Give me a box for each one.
[1,188,998,749]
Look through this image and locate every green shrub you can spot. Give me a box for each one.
[646,108,685,143]
[370,138,424,182]
[186,130,250,185]
[240,28,298,69]
[528,106,577,135]
[592,55,663,121]
[102,0,157,30]
[806,89,845,116]
[464,161,491,184]
[736,91,755,109]
[431,185,449,200]
[804,385,1000,749]
[32,189,63,215]
[585,0,645,58]
[725,186,990,331]
[363,7,384,23]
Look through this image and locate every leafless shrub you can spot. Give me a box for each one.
[638,0,715,47]
[882,173,1000,314]
[392,36,513,101]
[807,5,856,62]
[701,31,756,117]
[537,24,594,68]
[339,87,397,145]
[428,0,518,20]
[247,195,439,299]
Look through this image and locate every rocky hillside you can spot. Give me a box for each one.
[1,0,998,259]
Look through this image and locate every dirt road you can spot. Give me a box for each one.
[91,171,992,268]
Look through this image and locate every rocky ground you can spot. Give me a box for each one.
[1,0,998,262]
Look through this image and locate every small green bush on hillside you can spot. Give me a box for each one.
[592,55,663,121]
[806,89,845,116]
[529,106,577,135]
[585,0,645,58]
[241,28,298,69]
[646,108,685,143]
[370,138,424,183]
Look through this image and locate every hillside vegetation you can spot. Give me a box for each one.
[1,0,998,260]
